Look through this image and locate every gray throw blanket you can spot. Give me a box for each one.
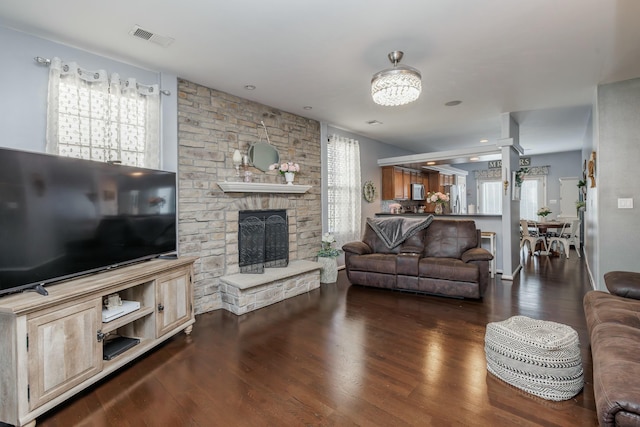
[366,215,434,249]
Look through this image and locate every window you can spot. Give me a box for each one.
[476,175,546,218]
[327,135,361,247]
[46,57,161,168]
[478,179,502,214]
[520,176,546,220]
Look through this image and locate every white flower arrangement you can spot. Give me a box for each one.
[318,233,342,258]
[537,206,552,217]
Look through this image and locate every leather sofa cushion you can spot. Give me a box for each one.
[419,257,479,283]
[605,271,640,300]
[346,254,396,275]
[423,220,478,259]
[583,291,640,332]
[590,323,640,426]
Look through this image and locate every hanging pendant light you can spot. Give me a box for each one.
[371,51,422,106]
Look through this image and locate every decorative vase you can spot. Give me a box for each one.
[435,203,443,215]
[284,172,295,185]
[318,256,338,283]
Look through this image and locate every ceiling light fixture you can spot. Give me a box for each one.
[371,51,421,107]
[244,85,256,90]
[427,161,436,166]
[480,138,489,143]
[445,100,462,107]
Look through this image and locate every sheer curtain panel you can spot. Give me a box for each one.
[327,135,361,248]
[46,57,160,169]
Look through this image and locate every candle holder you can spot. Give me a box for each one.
[232,149,242,176]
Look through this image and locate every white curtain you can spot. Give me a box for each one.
[46,57,160,169]
[327,134,361,248]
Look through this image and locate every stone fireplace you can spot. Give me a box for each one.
[177,79,322,315]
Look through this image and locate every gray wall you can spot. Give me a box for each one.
[0,25,178,171]
[592,78,640,289]
[455,150,582,219]
[583,105,598,287]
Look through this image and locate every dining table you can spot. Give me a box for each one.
[527,220,571,234]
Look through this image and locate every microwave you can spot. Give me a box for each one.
[411,183,426,201]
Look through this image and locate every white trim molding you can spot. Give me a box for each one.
[217,182,312,194]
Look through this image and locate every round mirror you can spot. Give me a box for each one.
[248,142,280,172]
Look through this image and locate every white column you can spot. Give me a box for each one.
[499,113,524,280]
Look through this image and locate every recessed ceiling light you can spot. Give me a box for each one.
[303,106,312,110]
[469,157,480,161]
[445,100,462,107]
[244,85,256,90]
[366,120,383,126]
[427,161,436,165]
[480,138,489,143]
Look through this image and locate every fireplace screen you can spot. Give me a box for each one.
[238,209,288,273]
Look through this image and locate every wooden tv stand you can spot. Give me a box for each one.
[0,257,197,427]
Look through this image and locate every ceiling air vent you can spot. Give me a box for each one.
[129,25,174,48]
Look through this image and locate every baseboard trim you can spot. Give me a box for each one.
[501,263,522,281]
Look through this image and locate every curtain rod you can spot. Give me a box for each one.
[33,56,171,96]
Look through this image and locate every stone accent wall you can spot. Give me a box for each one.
[177,79,322,314]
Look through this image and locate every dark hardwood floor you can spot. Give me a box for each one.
[37,253,597,426]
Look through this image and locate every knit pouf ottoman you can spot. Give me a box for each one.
[484,316,583,401]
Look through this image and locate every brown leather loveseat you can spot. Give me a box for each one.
[342,217,493,299]
[583,271,640,426]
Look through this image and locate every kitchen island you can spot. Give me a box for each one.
[374,212,503,274]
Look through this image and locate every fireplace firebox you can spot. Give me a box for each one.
[238,209,288,273]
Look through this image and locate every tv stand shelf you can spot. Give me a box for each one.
[101,305,155,334]
[0,256,197,427]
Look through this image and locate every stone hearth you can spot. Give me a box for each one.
[219,260,321,315]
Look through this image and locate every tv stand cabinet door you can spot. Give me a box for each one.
[155,267,193,338]
[27,298,103,411]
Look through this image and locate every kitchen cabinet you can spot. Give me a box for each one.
[382,166,407,200]
[439,173,453,187]
[403,170,411,199]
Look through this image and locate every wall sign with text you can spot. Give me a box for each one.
[488,157,531,169]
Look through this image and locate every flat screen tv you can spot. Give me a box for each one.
[0,147,177,297]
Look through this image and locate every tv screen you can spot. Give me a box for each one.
[0,147,177,297]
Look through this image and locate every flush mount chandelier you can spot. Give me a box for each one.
[371,51,422,107]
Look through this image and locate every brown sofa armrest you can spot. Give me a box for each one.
[342,241,372,255]
[604,271,640,299]
[461,247,493,263]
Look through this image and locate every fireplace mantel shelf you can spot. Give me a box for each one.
[217,181,312,194]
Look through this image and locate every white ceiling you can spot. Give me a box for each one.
[2,0,640,156]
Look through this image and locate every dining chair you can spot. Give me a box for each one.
[520,219,547,255]
[547,220,581,258]
[564,219,581,258]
